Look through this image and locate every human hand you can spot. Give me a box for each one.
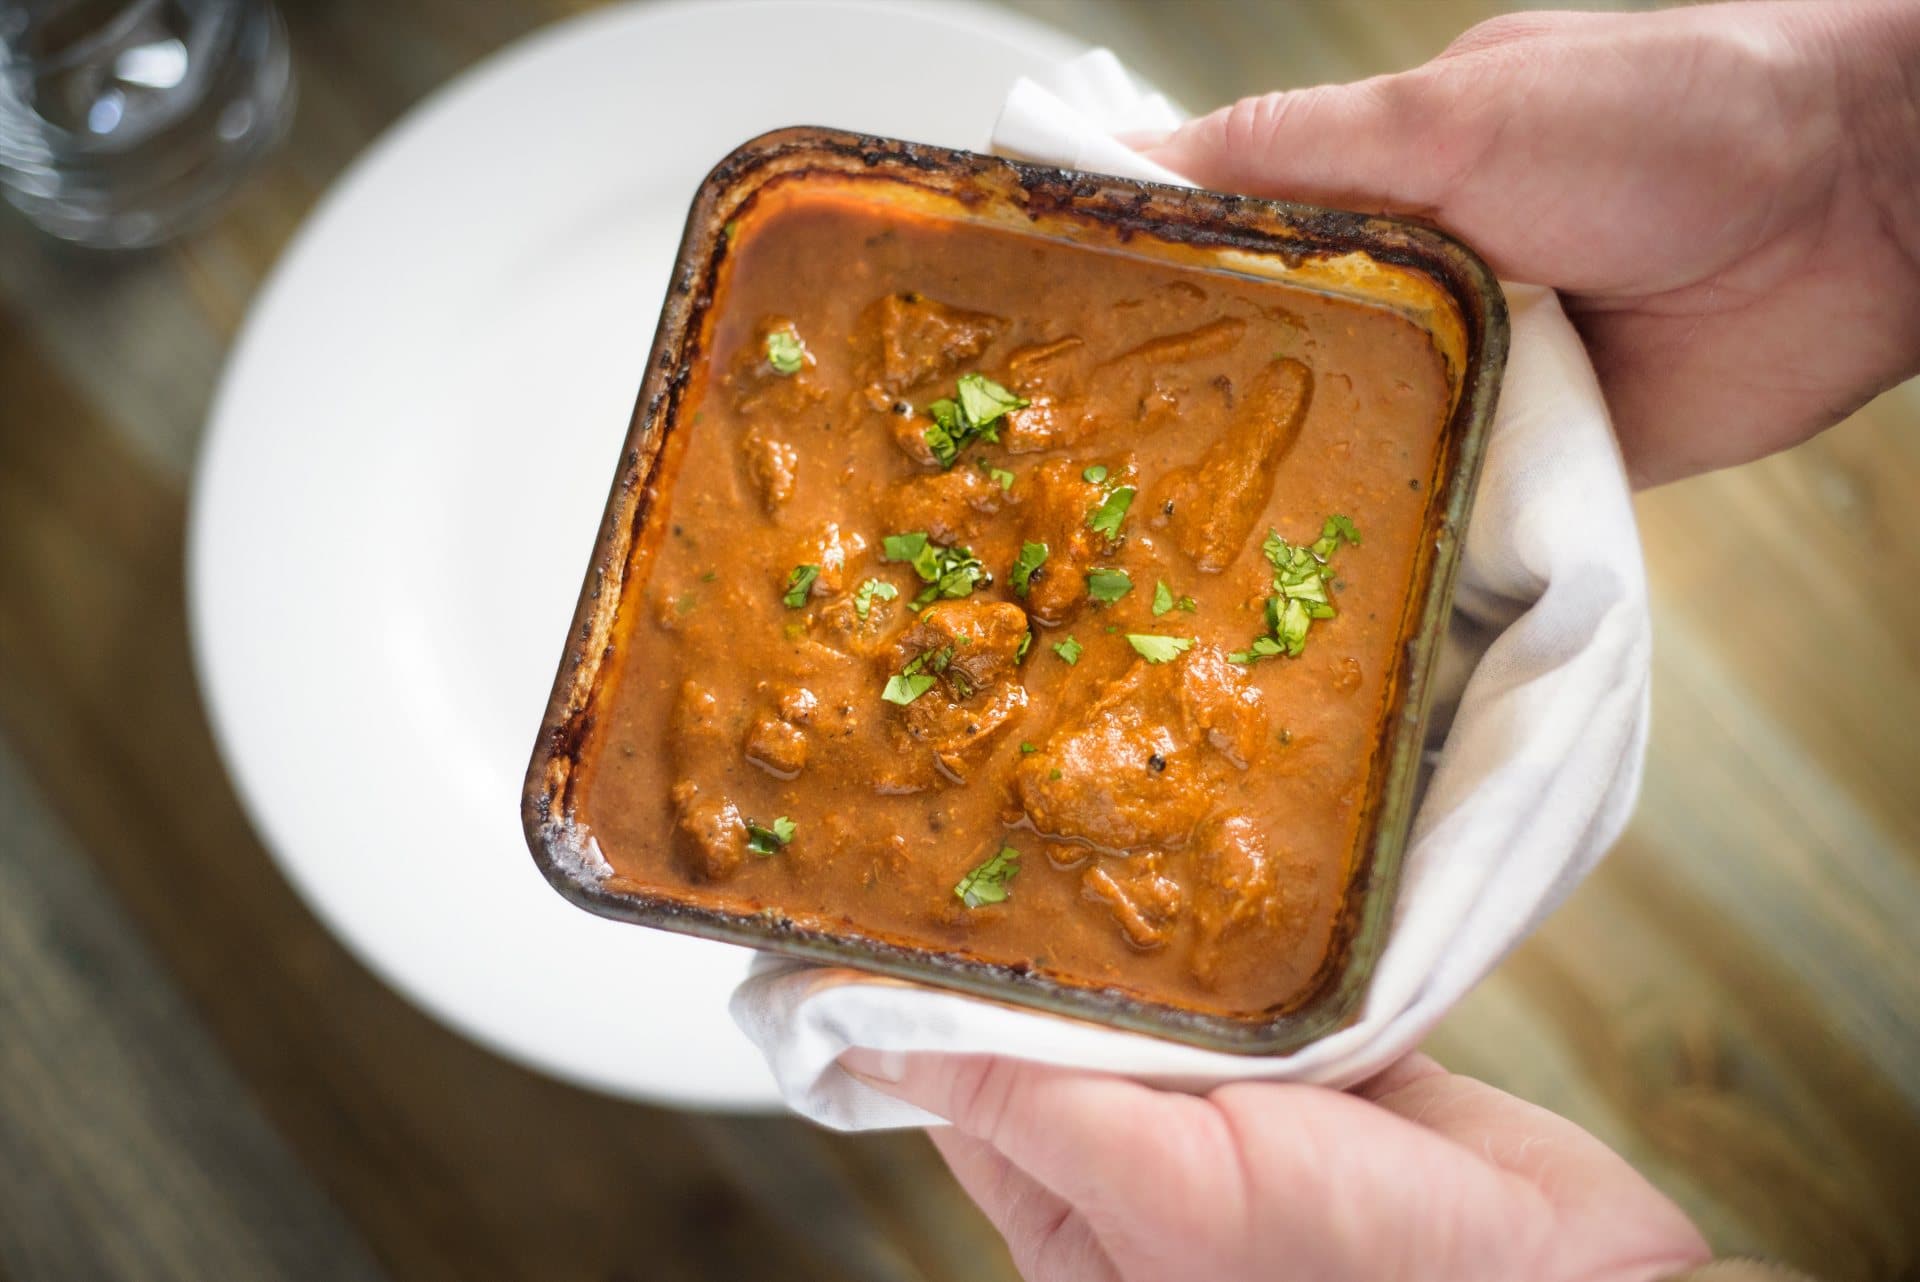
[844,1050,1709,1282]
[1138,1,1920,487]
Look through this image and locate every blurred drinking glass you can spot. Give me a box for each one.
[0,0,291,249]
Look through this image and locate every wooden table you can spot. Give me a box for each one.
[1,2,1914,1279]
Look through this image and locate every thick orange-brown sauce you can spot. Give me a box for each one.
[577,184,1450,1017]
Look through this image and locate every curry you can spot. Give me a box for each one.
[566,175,1455,1020]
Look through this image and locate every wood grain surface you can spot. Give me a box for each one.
[1,2,1914,1280]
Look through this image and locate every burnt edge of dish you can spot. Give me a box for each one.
[521,126,1510,1054]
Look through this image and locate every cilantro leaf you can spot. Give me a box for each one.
[989,466,1016,492]
[954,846,1021,908]
[882,672,935,705]
[1127,633,1194,664]
[1087,486,1135,540]
[782,564,820,608]
[957,373,1027,427]
[1011,541,1049,597]
[1086,567,1133,603]
[1052,635,1083,665]
[746,815,796,855]
[853,577,898,621]
[1082,464,1108,485]
[765,327,806,375]
[883,531,929,563]
[1152,580,1174,616]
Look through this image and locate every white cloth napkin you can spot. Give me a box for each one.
[731,50,1650,1130]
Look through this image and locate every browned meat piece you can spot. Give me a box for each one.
[1150,358,1313,572]
[1190,813,1282,984]
[727,315,827,418]
[814,590,899,659]
[742,684,831,779]
[1101,317,1246,370]
[670,679,728,745]
[999,394,1099,455]
[1007,334,1085,378]
[744,713,807,778]
[740,427,798,513]
[1083,853,1184,949]
[670,779,746,881]
[855,292,1005,406]
[880,465,1005,546]
[887,600,1032,782]
[1016,644,1264,850]
[1014,458,1113,626]
[774,521,868,600]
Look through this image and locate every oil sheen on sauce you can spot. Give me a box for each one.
[575,184,1451,1018]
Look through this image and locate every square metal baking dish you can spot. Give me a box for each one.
[522,127,1508,1054]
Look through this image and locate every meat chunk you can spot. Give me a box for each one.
[855,292,1005,407]
[1016,644,1264,850]
[1014,458,1113,626]
[744,714,807,779]
[1083,853,1184,949]
[887,600,1032,782]
[1150,358,1313,572]
[670,680,728,746]
[880,465,1005,547]
[670,779,746,881]
[775,521,868,600]
[740,428,798,513]
[1189,813,1285,984]
[743,684,826,779]
[727,315,827,418]
[999,394,1099,455]
[1101,317,1247,370]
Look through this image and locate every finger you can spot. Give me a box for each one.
[842,1050,1236,1223]
[1350,1051,1450,1102]
[1138,77,1460,217]
[930,1129,1122,1282]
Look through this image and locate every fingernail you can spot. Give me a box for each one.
[841,1047,907,1085]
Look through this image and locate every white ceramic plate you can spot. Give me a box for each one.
[189,0,1084,1110]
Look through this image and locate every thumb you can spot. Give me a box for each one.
[1138,78,1462,219]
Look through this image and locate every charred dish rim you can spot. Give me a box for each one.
[521,127,1509,1053]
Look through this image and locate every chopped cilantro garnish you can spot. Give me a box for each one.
[1011,540,1048,597]
[1086,567,1133,603]
[1019,742,1037,754]
[883,644,953,705]
[782,564,820,608]
[746,815,796,855]
[883,672,936,704]
[766,327,806,375]
[884,531,987,607]
[1017,630,1032,660]
[989,466,1016,491]
[882,531,929,563]
[923,373,1028,468]
[954,846,1021,908]
[1127,634,1194,664]
[1082,464,1108,485]
[853,577,898,621]
[1232,516,1360,660]
[1052,635,1083,665]
[1087,486,1135,540]
[1150,579,1201,616]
